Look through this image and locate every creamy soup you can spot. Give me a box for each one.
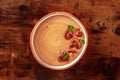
[34,15,85,66]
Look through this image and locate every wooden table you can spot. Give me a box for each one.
[0,0,120,80]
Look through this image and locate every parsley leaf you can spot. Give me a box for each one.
[64,54,70,59]
[68,25,74,31]
[79,39,85,43]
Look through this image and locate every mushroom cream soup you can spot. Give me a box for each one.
[34,15,85,66]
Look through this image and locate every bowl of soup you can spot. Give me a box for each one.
[30,12,88,70]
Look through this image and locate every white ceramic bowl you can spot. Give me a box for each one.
[30,12,88,70]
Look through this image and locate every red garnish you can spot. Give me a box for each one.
[64,30,73,40]
[68,49,77,54]
[74,29,82,37]
[58,51,70,62]
[58,25,84,63]
[70,38,82,49]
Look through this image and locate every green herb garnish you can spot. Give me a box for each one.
[68,25,74,31]
[79,39,85,43]
[64,54,70,59]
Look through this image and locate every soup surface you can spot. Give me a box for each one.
[34,15,85,66]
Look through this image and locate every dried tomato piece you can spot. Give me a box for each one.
[64,30,73,40]
[70,38,82,49]
[74,29,82,37]
[58,51,70,62]
[68,49,77,54]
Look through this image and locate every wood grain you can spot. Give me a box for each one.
[0,0,120,80]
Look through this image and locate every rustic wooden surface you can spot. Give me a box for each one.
[0,0,120,80]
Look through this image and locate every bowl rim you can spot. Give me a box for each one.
[30,12,88,70]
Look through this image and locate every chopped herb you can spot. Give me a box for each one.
[68,25,74,31]
[79,39,85,43]
[64,53,70,59]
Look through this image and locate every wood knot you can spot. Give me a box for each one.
[0,64,4,70]
[19,5,28,12]
[114,15,120,21]
[115,26,120,35]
